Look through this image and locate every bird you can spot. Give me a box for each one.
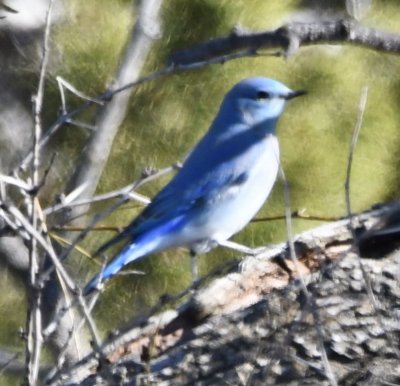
[84,77,305,295]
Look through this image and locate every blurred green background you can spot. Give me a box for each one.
[2,0,400,383]
[78,0,400,328]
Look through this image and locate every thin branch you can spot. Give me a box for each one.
[252,212,341,223]
[42,165,175,216]
[13,2,167,370]
[0,207,30,240]
[110,48,263,96]
[0,198,113,372]
[16,18,400,174]
[345,86,368,223]
[0,174,32,192]
[25,1,55,384]
[39,164,178,283]
[56,76,103,114]
[3,206,105,367]
[344,87,378,303]
[51,211,341,233]
[169,19,400,65]
[20,165,177,355]
[0,201,75,288]
[51,225,130,232]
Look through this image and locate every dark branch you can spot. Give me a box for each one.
[169,19,400,65]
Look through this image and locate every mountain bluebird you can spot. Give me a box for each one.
[84,77,305,295]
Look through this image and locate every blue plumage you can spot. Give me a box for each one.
[84,77,305,295]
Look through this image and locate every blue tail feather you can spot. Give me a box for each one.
[83,241,148,295]
[83,216,185,295]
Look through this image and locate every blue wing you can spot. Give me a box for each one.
[84,126,256,295]
[98,165,247,252]
[96,126,254,255]
[83,168,244,295]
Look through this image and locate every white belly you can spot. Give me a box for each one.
[184,134,280,244]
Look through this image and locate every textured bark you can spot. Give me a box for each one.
[48,203,400,385]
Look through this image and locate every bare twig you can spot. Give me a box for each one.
[51,210,340,233]
[217,240,259,255]
[25,1,55,384]
[0,174,32,192]
[42,165,176,216]
[252,212,341,222]
[344,87,379,304]
[16,18,400,174]
[29,7,169,365]
[36,166,179,364]
[13,0,168,370]
[0,206,30,240]
[345,86,368,223]
[169,19,400,65]
[56,76,103,114]
[40,165,177,277]
[1,196,112,372]
[1,201,75,288]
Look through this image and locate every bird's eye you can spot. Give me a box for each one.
[256,91,271,100]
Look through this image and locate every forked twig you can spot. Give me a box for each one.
[56,76,104,114]
[25,1,55,384]
[17,48,264,174]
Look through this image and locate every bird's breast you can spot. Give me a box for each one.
[189,134,280,242]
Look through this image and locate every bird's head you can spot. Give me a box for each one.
[223,77,306,126]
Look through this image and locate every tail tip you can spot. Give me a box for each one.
[82,277,105,296]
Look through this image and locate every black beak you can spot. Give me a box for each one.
[285,90,307,100]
